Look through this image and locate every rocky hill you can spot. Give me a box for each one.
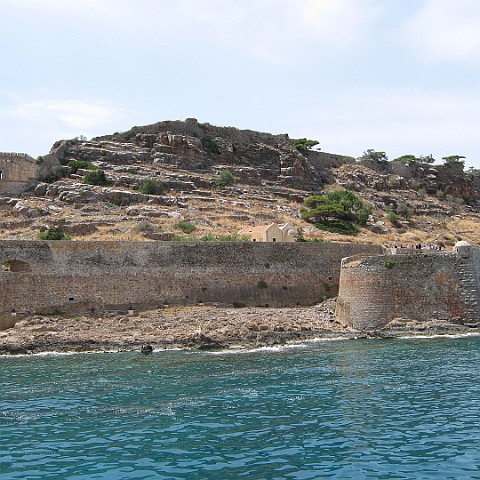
[1,118,480,247]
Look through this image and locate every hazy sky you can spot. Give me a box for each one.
[1,0,480,167]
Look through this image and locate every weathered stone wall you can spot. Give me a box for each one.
[0,240,383,329]
[97,118,291,147]
[0,153,40,195]
[335,245,480,330]
[306,151,355,170]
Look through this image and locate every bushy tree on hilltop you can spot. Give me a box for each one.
[357,149,388,163]
[291,138,320,152]
[392,154,436,166]
[442,155,466,167]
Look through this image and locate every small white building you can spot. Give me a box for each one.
[238,223,297,242]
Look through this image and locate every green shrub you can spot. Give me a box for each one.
[388,174,401,185]
[436,189,445,199]
[385,259,396,269]
[202,137,220,154]
[217,233,250,242]
[67,160,96,174]
[38,221,70,240]
[199,234,216,241]
[212,169,236,187]
[82,170,112,186]
[387,211,400,226]
[36,155,44,165]
[176,221,196,234]
[257,280,268,289]
[139,178,165,195]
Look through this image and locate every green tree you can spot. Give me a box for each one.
[325,190,372,225]
[357,149,388,163]
[442,155,466,167]
[301,202,346,222]
[392,154,419,165]
[302,189,372,230]
[466,167,480,180]
[419,154,435,164]
[291,138,320,152]
[397,202,414,220]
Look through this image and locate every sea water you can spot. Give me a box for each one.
[1,336,480,479]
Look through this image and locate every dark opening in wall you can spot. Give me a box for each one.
[68,296,75,302]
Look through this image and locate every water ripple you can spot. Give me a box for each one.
[1,338,480,479]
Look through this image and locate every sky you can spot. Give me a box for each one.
[1,0,480,168]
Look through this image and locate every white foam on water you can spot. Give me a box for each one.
[400,332,480,340]
[206,337,348,355]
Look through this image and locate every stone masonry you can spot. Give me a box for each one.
[0,240,382,330]
[335,243,480,330]
[0,153,39,195]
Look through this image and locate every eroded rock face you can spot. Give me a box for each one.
[29,119,478,211]
[59,119,325,190]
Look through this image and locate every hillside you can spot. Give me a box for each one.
[1,118,480,247]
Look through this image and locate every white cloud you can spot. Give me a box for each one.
[158,0,384,63]
[7,0,383,63]
[10,99,122,130]
[406,0,480,62]
[0,95,128,155]
[301,0,384,47]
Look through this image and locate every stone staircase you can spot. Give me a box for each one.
[456,253,480,323]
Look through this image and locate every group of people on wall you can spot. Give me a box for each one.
[390,241,443,251]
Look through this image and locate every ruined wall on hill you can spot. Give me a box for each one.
[0,153,39,195]
[0,240,383,329]
[335,244,480,330]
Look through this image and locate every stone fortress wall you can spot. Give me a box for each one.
[0,153,39,195]
[335,243,480,330]
[0,151,61,196]
[0,241,383,330]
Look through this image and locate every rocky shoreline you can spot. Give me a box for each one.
[0,300,478,355]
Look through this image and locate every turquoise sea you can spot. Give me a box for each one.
[1,336,480,479]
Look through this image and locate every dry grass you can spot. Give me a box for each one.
[1,167,480,249]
